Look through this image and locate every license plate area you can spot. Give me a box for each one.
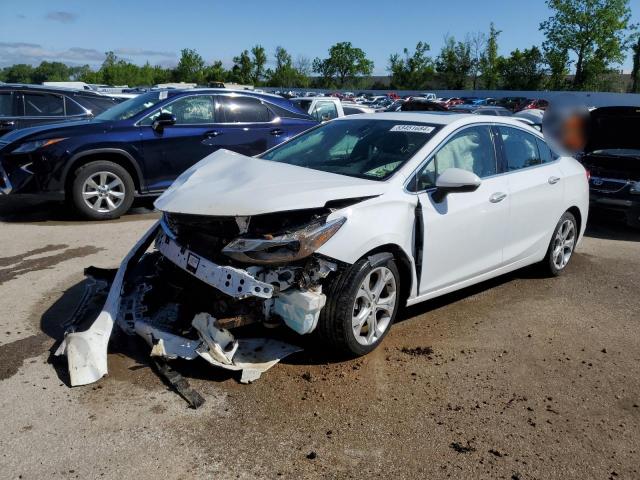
[155,231,273,299]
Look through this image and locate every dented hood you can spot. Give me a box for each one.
[155,149,389,216]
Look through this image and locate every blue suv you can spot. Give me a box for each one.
[0,89,317,219]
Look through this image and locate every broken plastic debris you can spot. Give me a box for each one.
[198,337,302,384]
[134,311,301,384]
[134,321,200,360]
[192,313,238,365]
[55,222,160,386]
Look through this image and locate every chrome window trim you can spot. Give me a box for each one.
[64,96,92,116]
[134,92,282,127]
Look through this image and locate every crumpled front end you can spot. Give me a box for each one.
[56,205,349,387]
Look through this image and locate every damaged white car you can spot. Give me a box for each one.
[57,113,589,387]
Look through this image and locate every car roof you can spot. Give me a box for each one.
[173,87,285,100]
[334,111,544,134]
[0,83,109,97]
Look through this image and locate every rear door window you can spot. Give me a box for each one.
[0,92,14,116]
[535,138,556,163]
[23,92,65,116]
[217,95,271,123]
[497,126,542,171]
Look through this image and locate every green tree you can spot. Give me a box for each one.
[32,61,71,83]
[230,50,253,84]
[544,47,570,90]
[313,42,373,88]
[498,47,546,90]
[266,46,306,87]
[630,36,640,93]
[388,41,434,89]
[479,23,501,89]
[469,32,487,89]
[2,64,35,83]
[250,45,267,85]
[173,48,206,83]
[435,36,472,89]
[204,60,228,84]
[540,0,632,90]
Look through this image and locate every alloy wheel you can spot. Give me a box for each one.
[81,171,126,213]
[552,219,576,270]
[352,266,397,346]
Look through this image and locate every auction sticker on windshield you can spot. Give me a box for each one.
[390,125,435,133]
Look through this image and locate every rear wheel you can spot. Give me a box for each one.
[542,211,577,276]
[318,254,400,356]
[71,161,135,220]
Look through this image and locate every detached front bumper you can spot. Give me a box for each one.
[55,222,161,386]
[56,220,328,386]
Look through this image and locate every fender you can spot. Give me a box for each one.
[63,148,146,192]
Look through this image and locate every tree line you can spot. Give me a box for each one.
[1,0,639,93]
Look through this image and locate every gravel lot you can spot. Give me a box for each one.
[0,198,638,480]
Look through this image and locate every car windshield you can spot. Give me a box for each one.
[94,91,166,121]
[261,119,439,181]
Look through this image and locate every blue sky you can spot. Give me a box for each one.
[0,0,638,73]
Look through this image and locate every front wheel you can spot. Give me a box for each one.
[542,211,578,276]
[71,161,135,220]
[318,254,400,356]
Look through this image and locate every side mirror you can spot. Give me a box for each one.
[432,168,481,203]
[152,112,176,132]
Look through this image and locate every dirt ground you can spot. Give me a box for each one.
[0,198,638,480]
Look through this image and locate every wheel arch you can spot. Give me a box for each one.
[566,205,583,239]
[360,243,415,308]
[63,149,144,195]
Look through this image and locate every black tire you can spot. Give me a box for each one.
[318,253,400,356]
[70,161,135,220]
[542,211,578,276]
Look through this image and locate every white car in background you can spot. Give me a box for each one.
[59,113,589,384]
[292,96,345,121]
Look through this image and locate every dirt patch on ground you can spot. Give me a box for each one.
[0,333,50,380]
[0,245,103,285]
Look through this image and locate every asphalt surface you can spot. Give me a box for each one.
[0,198,638,480]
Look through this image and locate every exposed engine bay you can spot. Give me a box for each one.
[55,204,358,398]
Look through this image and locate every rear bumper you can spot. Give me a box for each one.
[589,190,640,225]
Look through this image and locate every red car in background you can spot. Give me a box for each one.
[519,99,549,111]
[442,97,464,109]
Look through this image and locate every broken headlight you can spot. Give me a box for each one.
[222,216,346,264]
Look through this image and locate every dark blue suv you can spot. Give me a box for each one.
[0,89,316,219]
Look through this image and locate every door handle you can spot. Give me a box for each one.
[489,192,507,203]
[548,176,561,185]
[0,121,15,127]
[204,130,221,138]
[270,128,284,136]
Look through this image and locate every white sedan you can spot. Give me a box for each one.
[59,113,589,384]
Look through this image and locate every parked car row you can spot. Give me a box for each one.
[0,84,123,136]
[0,89,316,219]
[1,82,636,232]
